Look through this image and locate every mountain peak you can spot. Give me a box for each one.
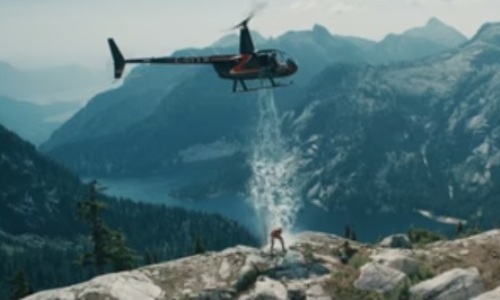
[426,17,444,28]
[470,22,500,46]
[312,24,332,37]
[402,18,467,47]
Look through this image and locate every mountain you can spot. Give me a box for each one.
[41,67,258,177]
[286,22,500,225]
[0,124,85,237]
[40,25,369,152]
[368,17,468,63]
[22,230,500,300]
[403,17,467,47]
[268,24,369,84]
[39,43,245,152]
[0,61,109,103]
[0,95,81,145]
[40,20,464,178]
[211,30,268,48]
[0,125,257,298]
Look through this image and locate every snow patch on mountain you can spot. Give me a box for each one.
[179,139,243,163]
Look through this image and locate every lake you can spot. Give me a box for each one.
[97,176,458,243]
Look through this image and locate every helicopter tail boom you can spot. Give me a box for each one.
[107,38,241,79]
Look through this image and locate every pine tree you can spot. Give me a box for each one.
[106,231,137,272]
[350,229,357,241]
[193,236,206,255]
[344,225,351,240]
[8,270,33,300]
[144,249,160,265]
[77,180,110,274]
[77,180,136,274]
[344,224,357,241]
[456,221,464,236]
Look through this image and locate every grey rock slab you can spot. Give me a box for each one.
[410,267,484,300]
[354,262,408,294]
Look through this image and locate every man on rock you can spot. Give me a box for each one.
[270,227,286,254]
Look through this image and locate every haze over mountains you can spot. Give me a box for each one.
[0,95,82,145]
[0,61,111,145]
[0,61,109,104]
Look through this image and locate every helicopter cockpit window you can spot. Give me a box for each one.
[275,51,286,64]
[258,54,271,66]
[256,49,296,68]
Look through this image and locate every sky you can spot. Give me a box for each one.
[0,0,499,71]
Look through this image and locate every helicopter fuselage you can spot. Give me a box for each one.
[212,50,298,80]
[107,16,299,92]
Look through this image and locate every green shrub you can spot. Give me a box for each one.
[410,263,436,284]
[348,253,370,269]
[386,282,411,300]
[407,228,444,245]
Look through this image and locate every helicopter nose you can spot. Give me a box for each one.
[287,59,298,74]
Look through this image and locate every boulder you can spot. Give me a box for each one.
[243,277,288,300]
[379,234,413,249]
[265,250,330,281]
[354,262,408,294]
[371,249,419,276]
[306,284,332,300]
[472,285,500,300]
[24,271,163,300]
[410,267,484,300]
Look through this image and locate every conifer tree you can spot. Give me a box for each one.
[144,249,160,265]
[344,225,351,240]
[8,270,33,300]
[193,236,206,255]
[77,180,110,274]
[343,224,358,241]
[77,180,136,274]
[107,231,137,271]
[456,221,464,236]
[350,229,357,241]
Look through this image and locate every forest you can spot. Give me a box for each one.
[0,125,258,299]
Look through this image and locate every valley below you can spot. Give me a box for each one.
[97,175,458,243]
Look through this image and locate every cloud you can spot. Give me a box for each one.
[289,0,319,11]
[330,2,355,14]
[408,0,469,5]
[289,0,359,13]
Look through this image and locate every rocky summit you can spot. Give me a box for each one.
[23,230,500,300]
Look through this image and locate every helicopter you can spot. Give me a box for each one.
[107,15,298,92]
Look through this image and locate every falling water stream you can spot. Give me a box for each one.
[248,89,302,243]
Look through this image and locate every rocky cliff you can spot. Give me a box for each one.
[23,229,500,300]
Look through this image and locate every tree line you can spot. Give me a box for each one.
[1,180,258,300]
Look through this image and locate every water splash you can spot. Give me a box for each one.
[248,89,301,242]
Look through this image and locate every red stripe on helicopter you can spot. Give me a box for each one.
[229,54,260,74]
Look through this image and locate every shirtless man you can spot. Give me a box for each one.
[270,227,286,254]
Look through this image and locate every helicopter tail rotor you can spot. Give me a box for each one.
[107,38,126,79]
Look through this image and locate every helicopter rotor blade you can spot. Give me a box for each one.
[229,1,268,30]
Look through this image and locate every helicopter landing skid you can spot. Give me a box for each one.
[232,79,293,93]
